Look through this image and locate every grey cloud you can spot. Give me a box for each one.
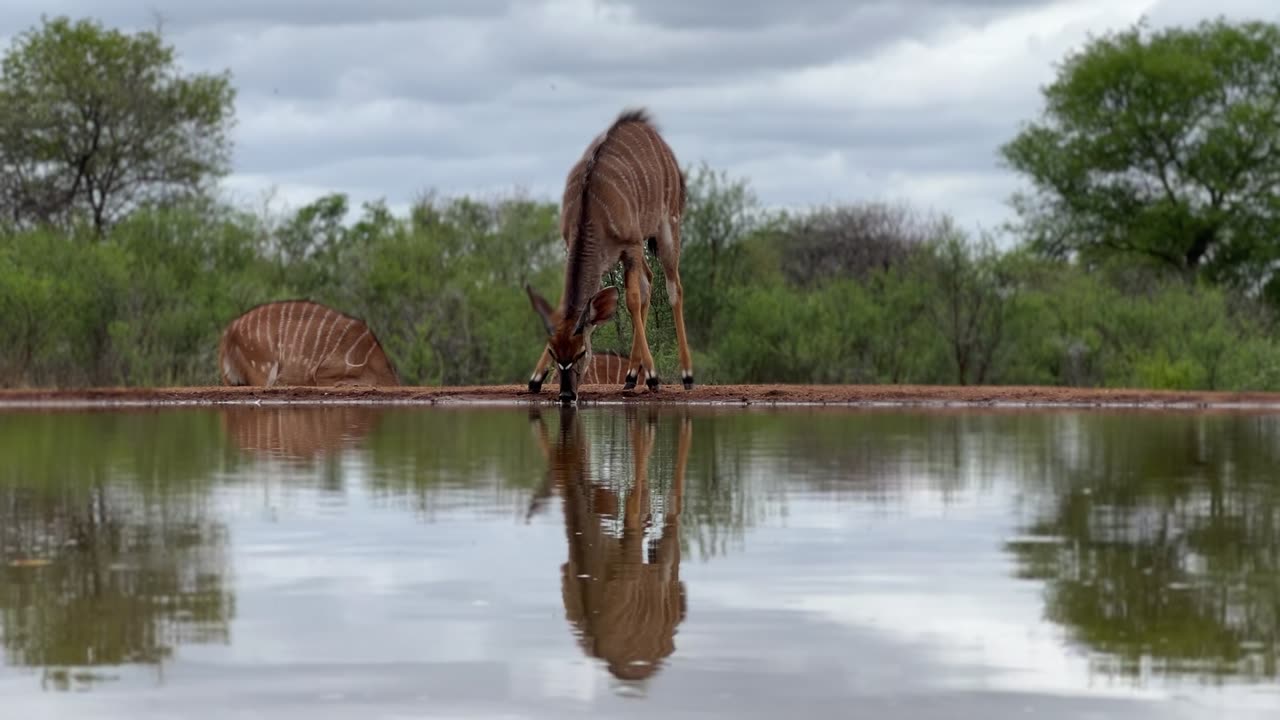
[0,1,511,33]
[602,0,1059,30]
[492,8,924,88]
[151,0,512,28]
[1145,0,1280,28]
[177,21,501,104]
[168,2,977,107]
[669,104,1011,155]
[8,0,1266,238]
[231,100,1003,180]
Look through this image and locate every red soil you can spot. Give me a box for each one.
[2,383,1280,409]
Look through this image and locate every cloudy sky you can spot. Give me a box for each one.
[0,0,1275,235]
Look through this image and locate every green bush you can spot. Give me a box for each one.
[3,169,1280,391]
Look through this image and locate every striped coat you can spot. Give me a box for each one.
[221,406,380,459]
[554,350,648,386]
[217,300,400,387]
[526,407,693,681]
[527,108,694,399]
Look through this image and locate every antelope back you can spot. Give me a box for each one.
[559,109,685,249]
[218,300,400,387]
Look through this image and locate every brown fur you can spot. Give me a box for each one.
[555,350,647,386]
[527,108,694,401]
[217,300,399,387]
[526,407,692,682]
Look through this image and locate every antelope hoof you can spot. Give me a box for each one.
[528,379,543,393]
[682,373,694,391]
[623,372,638,391]
[646,376,661,392]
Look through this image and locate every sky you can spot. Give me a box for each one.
[0,0,1276,236]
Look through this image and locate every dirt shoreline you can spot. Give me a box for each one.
[3,383,1280,411]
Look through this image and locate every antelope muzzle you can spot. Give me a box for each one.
[558,367,578,405]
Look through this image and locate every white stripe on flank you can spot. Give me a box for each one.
[272,303,283,349]
[564,173,584,197]
[253,305,264,352]
[278,303,293,360]
[292,302,310,364]
[635,125,664,189]
[307,309,334,372]
[325,319,353,369]
[619,130,655,199]
[282,303,299,364]
[588,190,621,237]
[594,154,628,202]
[344,329,375,368]
[656,152,678,221]
[281,303,296,363]
[317,317,353,373]
[635,126,663,187]
[305,305,324,363]
[605,142,644,200]
[223,354,243,385]
[293,303,316,363]
[594,171,635,225]
[615,127,652,199]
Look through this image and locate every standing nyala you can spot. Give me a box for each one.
[526,107,693,404]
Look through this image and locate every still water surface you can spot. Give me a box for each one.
[0,405,1278,718]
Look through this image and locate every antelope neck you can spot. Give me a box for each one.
[560,235,608,326]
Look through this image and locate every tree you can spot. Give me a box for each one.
[0,16,235,235]
[678,163,771,339]
[1006,413,1280,681]
[1001,18,1280,291]
[778,201,938,287]
[920,228,1013,385]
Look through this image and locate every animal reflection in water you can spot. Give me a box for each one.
[527,407,692,685]
[221,406,380,461]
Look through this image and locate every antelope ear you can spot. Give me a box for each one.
[525,283,556,336]
[574,286,619,336]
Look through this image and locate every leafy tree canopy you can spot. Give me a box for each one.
[1001,17,1280,291]
[0,16,235,235]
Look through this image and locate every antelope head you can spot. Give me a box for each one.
[526,284,619,405]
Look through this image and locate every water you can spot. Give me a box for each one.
[1,405,1278,719]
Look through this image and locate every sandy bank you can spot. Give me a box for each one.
[3,383,1280,410]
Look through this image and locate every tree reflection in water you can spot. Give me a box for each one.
[0,413,234,691]
[1006,413,1280,683]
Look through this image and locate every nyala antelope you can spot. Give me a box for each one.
[218,300,400,387]
[553,349,647,387]
[526,108,693,404]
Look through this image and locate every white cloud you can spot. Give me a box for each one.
[1,0,1273,236]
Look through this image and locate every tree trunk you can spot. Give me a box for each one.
[1184,226,1217,271]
